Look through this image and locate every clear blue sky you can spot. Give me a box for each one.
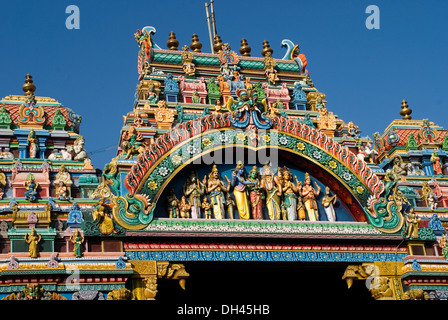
[0,0,447,169]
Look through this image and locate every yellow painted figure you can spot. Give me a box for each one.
[24,228,41,258]
[231,162,253,220]
[299,173,321,221]
[206,165,230,219]
[260,163,282,220]
[92,198,116,235]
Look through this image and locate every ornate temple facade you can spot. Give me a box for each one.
[0,25,447,301]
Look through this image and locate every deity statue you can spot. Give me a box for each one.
[201,197,212,219]
[179,196,191,219]
[92,198,116,235]
[206,165,230,219]
[121,126,147,159]
[321,187,337,222]
[166,188,180,218]
[231,161,255,220]
[260,163,282,220]
[420,181,434,207]
[24,173,38,202]
[247,166,264,220]
[191,90,201,104]
[431,150,443,175]
[428,193,438,211]
[56,181,69,201]
[27,129,38,158]
[280,167,300,221]
[225,193,235,219]
[297,196,306,221]
[299,173,321,221]
[70,229,84,258]
[214,99,224,113]
[226,88,272,130]
[183,171,206,219]
[391,156,407,180]
[406,208,420,239]
[24,228,41,258]
[439,234,448,260]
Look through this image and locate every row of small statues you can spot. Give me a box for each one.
[24,228,84,258]
[166,163,338,222]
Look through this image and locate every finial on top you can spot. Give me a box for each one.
[213,35,223,54]
[190,34,202,52]
[239,38,251,57]
[22,74,36,96]
[400,99,412,120]
[166,31,179,50]
[261,40,273,57]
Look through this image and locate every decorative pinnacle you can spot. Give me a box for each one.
[166,31,179,50]
[399,99,412,120]
[213,35,223,54]
[261,40,273,57]
[22,74,36,96]
[190,34,202,53]
[239,38,251,56]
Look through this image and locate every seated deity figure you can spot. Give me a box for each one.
[231,161,255,220]
[298,173,321,221]
[183,171,206,219]
[260,163,282,220]
[206,165,230,219]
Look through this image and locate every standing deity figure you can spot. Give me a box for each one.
[299,173,321,221]
[24,228,41,258]
[231,161,255,220]
[297,196,306,220]
[280,167,300,221]
[24,173,38,202]
[183,171,206,219]
[247,166,264,220]
[260,163,282,220]
[406,208,420,239]
[179,196,191,219]
[431,150,443,175]
[201,197,212,219]
[225,193,235,219]
[206,165,230,219]
[70,229,84,258]
[27,129,38,158]
[321,187,337,222]
[166,188,180,218]
[439,234,448,260]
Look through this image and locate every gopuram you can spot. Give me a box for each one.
[0,25,447,302]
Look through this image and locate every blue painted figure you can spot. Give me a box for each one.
[24,173,38,201]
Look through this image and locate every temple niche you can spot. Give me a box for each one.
[157,162,354,222]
